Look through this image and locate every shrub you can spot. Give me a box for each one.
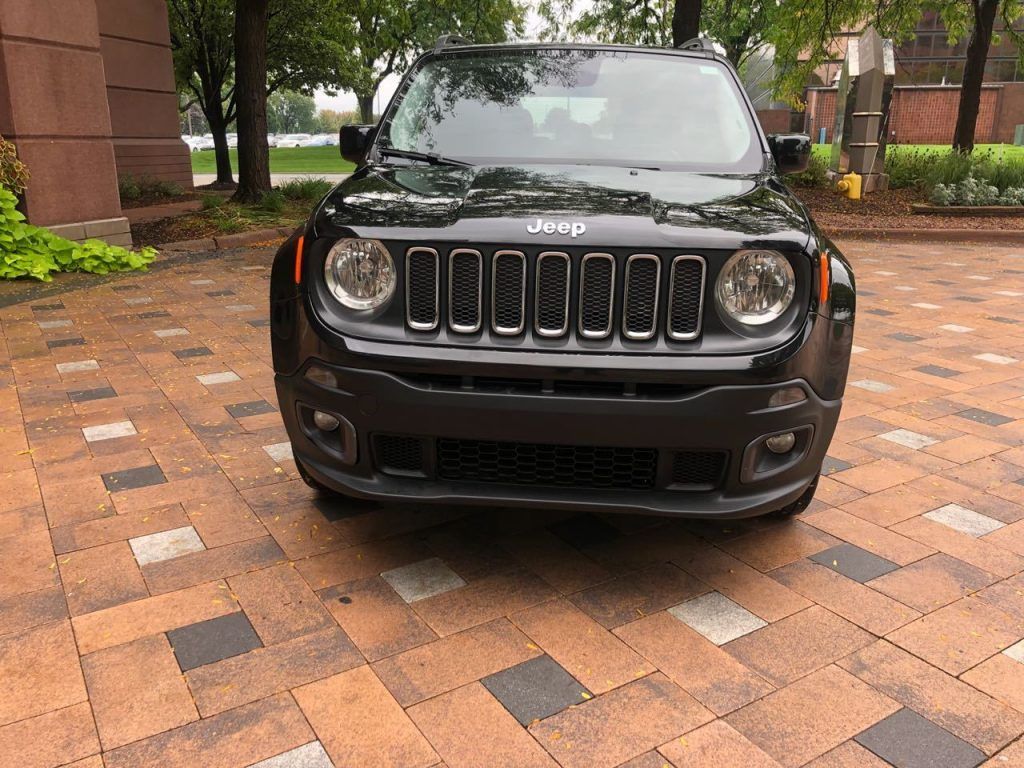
[118,174,184,204]
[258,189,286,213]
[929,183,955,206]
[884,146,937,189]
[787,153,828,188]
[0,187,156,281]
[200,193,224,211]
[0,136,29,194]
[999,186,1024,205]
[278,177,333,201]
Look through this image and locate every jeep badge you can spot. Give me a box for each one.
[526,219,586,238]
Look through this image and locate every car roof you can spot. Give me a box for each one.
[425,40,730,67]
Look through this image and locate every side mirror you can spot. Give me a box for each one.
[340,124,375,165]
[767,133,812,174]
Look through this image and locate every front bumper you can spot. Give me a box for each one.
[277,362,841,518]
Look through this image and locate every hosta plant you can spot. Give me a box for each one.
[0,187,156,281]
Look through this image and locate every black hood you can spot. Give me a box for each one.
[315,164,811,251]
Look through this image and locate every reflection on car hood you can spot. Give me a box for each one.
[316,164,811,250]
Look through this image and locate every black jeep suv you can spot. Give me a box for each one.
[269,39,855,518]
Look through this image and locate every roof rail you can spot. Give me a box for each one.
[676,37,717,56]
[434,34,472,53]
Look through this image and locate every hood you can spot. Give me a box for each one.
[316,164,811,251]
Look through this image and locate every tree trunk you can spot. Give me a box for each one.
[672,0,703,47]
[953,0,998,153]
[232,0,271,203]
[358,94,375,124]
[205,102,235,188]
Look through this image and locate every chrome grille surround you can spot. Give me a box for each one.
[534,251,571,337]
[491,250,527,335]
[622,254,661,341]
[405,247,439,331]
[667,255,707,341]
[578,253,615,339]
[448,248,483,333]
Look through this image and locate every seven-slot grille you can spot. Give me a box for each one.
[404,247,706,342]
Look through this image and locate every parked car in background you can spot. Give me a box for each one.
[276,133,313,148]
[302,135,335,147]
[182,135,214,152]
[267,134,279,148]
[227,133,239,148]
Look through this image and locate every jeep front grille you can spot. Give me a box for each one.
[403,246,706,343]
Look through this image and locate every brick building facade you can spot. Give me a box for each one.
[0,0,190,244]
[803,83,1024,145]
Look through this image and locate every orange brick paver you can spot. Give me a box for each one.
[3,239,1024,766]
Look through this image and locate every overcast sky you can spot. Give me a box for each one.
[313,5,554,115]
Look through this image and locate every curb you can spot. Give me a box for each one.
[158,226,295,252]
[826,226,1024,244]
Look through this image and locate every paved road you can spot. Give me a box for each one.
[2,239,1024,767]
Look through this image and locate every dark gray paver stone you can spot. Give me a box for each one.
[173,346,213,360]
[111,284,140,292]
[101,464,167,492]
[206,289,236,297]
[956,408,1014,427]
[809,543,899,583]
[248,318,271,327]
[953,296,985,303]
[987,315,1020,324]
[550,514,620,548]
[482,655,591,725]
[31,302,65,311]
[866,308,896,316]
[225,399,277,418]
[915,364,961,378]
[887,332,925,342]
[68,386,117,403]
[46,337,85,349]
[167,611,262,671]
[822,455,853,475]
[930,279,956,286]
[137,310,171,319]
[855,708,985,768]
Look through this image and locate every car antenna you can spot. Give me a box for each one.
[434,34,472,53]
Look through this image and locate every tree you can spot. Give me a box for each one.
[316,109,361,132]
[169,0,355,185]
[233,0,270,203]
[343,0,528,123]
[267,91,318,133]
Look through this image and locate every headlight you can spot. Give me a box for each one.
[715,250,795,326]
[324,238,396,310]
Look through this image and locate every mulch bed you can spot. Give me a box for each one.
[794,185,1024,231]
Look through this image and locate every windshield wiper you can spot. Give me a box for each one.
[377,147,473,167]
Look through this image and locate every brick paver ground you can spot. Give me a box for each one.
[2,239,1024,767]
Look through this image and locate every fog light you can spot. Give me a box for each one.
[313,410,340,431]
[766,432,796,454]
[768,386,806,408]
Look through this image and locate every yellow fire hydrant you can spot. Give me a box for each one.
[837,171,862,200]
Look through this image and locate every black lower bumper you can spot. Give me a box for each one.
[277,363,841,518]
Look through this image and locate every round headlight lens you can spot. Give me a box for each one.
[715,250,795,326]
[324,238,396,310]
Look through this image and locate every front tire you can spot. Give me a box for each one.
[771,473,819,518]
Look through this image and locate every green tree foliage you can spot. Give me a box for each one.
[537,0,1024,152]
[343,0,529,122]
[169,0,354,183]
[316,109,362,132]
[267,91,319,134]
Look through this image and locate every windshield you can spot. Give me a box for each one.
[378,48,763,172]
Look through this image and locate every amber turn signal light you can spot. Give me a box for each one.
[819,251,830,306]
[294,234,305,285]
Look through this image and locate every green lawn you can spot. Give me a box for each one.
[811,142,1024,160]
[190,145,355,174]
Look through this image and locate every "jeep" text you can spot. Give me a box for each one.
[526,219,586,238]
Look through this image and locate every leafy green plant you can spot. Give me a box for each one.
[0,187,156,281]
[788,154,829,188]
[999,186,1024,205]
[118,175,142,202]
[928,176,1003,206]
[277,177,333,201]
[0,135,29,194]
